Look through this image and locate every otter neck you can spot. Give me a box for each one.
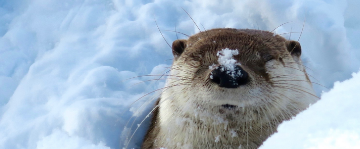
[155,94,286,149]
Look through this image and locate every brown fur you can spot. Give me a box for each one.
[142,99,160,149]
[141,28,317,149]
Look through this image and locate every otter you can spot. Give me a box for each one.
[142,28,318,149]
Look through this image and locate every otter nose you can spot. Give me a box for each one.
[210,65,249,88]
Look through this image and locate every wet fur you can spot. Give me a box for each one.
[142,28,318,149]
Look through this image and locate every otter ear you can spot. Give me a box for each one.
[286,40,301,58]
[172,39,187,60]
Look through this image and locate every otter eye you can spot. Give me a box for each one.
[264,55,274,62]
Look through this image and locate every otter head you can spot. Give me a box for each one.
[154,28,317,148]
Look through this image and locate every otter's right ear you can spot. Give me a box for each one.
[172,39,187,60]
[285,40,301,57]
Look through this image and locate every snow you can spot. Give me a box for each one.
[217,48,239,68]
[230,129,238,138]
[0,0,359,149]
[215,135,220,143]
[37,129,110,149]
[261,70,360,149]
[216,48,241,78]
[210,48,241,80]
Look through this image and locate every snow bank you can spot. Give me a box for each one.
[261,70,360,149]
[0,0,359,149]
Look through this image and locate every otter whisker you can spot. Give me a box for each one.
[271,72,319,81]
[123,74,174,81]
[271,21,293,33]
[164,30,190,37]
[154,16,171,49]
[166,59,174,62]
[266,103,283,125]
[270,74,310,79]
[181,7,202,33]
[272,75,322,85]
[246,116,249,148]
[277,32,301,36]
[298,18,306,42]
[123,84,174,132]
[123,72,193,83]
[273,84,320,99]
[272,94,299,118]
[124,95,160,147]
[271,78,310,82]
[267,102,288,127]
[175,24,179,39]
[272,92,306,116]
[283,65,319,82]
[128,78,169,88]
[132,81,193,144]
[201,23,207,32]
[117,68,171,122]
[261,100,276,130]
[125,82,191,148]
[274,79,327,89]
[283,65,306,73]
[256,21,260,30]
[286,61,315,73]
[125,103,160,148]
[200,23,211,37]
[257,106,266,138]
[125,82,183,112]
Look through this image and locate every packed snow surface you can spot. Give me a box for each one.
[261,71,360,149]
[0,0,359,149]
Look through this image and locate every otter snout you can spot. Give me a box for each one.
[210,65,249,88]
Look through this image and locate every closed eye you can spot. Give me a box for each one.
[264,56,275,63]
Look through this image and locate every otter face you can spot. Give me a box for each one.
[162,28,316,123]
[145,28,318,149]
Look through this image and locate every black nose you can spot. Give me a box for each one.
[210,65,249,88]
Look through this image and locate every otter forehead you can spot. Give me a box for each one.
[179,28,289,65]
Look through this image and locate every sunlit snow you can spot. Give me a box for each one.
[261,71,360,149]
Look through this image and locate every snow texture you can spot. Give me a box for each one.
[261,70,360,149]
[216,48,241,78]
[209,48,241,80]
[0,0,359,149]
